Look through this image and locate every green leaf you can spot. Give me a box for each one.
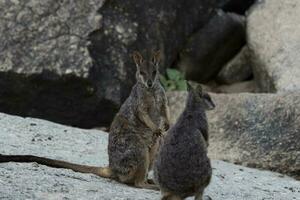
[161,68,186,91]
[176,80,187,91]
[166,68,181,81]
[166,80,176,91]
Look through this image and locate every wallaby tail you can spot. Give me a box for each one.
[0,154,112,178]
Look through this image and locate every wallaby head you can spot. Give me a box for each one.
[187,82,215,110]
[132,50,161,88]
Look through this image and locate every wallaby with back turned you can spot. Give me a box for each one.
[0,50,170,190]
[153,83,215,200]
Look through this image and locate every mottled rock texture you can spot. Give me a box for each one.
[0,0,102,76]
[1,113,299,200]
[0,0,112,128]
[168,92,300,179]
[248,0,300,92]
[178,10,245,83]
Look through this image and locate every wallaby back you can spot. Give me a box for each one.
[153,83,215,199]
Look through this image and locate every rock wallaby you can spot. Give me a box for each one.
[153,83,215,200]
[0,50,170,190]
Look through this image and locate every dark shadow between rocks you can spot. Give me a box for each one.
[0,71,118,128]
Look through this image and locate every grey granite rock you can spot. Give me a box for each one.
[168,92,300,179]
[178,10,246,82]
[0,113,300,200]
[0,0,114,128]
[247,0,300,92]
[217,46,253,84]
[0,0,103,76]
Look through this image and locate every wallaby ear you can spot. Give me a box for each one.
[203,93,216,110]
[187,81,193,92]
[132,51,143,66]
[152,50,161,66]
[195,84,203,95]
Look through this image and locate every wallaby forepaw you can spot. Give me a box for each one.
[162,122,170,132]
[154,129,163,137]
[160,121,170,132]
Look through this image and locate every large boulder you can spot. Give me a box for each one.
[177,10,245,83]
[168,92,300,179]
[0,0,111,128]
[89,0,216,108]
[1,113,299,199]
[247,0,300,92]
[217,46,253,84]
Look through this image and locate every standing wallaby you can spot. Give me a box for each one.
[153,83,215,200]
[0,50,170,190]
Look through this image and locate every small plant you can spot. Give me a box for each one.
[160,68,187,91]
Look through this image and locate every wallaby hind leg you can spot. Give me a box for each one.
[195,179,212,200]
[195,191,212,200]
[135,181,159,190]
[118,168,137,184]
[134,149,159,190]
[195,191,203,200]
[118,170,158,190]
[161,192,182,200]
[148,138,160,171]
[134,162,159,190]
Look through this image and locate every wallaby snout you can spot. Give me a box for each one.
[147,80,153,88]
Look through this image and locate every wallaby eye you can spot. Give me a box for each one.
[151,57,156,64]
[152,70,157,75]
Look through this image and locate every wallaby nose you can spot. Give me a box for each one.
[147,80,153,87]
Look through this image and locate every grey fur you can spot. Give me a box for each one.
[153,83,215,199]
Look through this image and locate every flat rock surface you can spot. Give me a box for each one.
[0,113,299,200]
